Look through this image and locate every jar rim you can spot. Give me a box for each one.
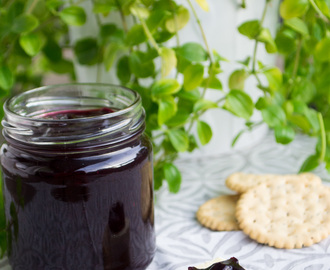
[2,83,145,150]
[4,83,141,123]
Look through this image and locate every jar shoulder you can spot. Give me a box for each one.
[1,134,153,180]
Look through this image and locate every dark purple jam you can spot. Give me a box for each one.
[188,257,245,270]
[38,107,115,120]
[1,108,155,270]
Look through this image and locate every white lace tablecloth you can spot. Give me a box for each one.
[148,133,330,270]
[1,133,330,269]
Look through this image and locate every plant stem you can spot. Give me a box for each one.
[168,0,180,79]
[4,0,15,8]
[26,0,39,14]
[292,37,303,80]
[318,112,326,163]
[201,64,213,97]
[152,132,165,140]
[140,19,161,54]
[251,1,269,73]
[92,8,103,82]
[287,36,303,96]
[183,0,215,133]
[115,0,129,33]
[215,96,226,105]
[251,42,258,73]
[168,0,180,47]
[309,0,330,23]
[186,0,213,64]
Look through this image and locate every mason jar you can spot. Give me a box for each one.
[0,84,155,270]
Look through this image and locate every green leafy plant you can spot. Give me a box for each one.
[0,0,330,257]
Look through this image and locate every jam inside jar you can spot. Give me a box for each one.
[0,84,155,270]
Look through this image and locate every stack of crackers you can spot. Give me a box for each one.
[196,172,330,249]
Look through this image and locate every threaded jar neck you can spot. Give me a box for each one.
[2,83,145,153]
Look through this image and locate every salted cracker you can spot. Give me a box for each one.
[196,194,240,231]
[225,172,321,193]
[235,179,330,249]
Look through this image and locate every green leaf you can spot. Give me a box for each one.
[291,77,316,103]
[196,0,209,11]
[166,110,190,127]
[11,14,39,33]
[299,154,319,172]
[117,56,131,84]
[305,108,319,133]
[151,78,180,97]
[280,0,309,19]
[238,20,261,39]
[146,10,170,33]
[129,51,155,78]
[46,59,74,74]
[154,30,175,43]
[193,99,218,112]
[0,66,14,91]
[7,1,25,24]
[275,29,296,55]
[130,4,150,19]
[274,125,295,144]
[43,39,62,63]
[46,0,64,10]
[197,120,212,145]
[158,96,177,125]
[257,28,277,53]
[154,164,164,190]
[19,33,44,56]
[284,18,309,36]
[104,43,121,71]
[100,24,124,44]
[213,50,228,62]
[176,42,208,62]
[315,38,330,62]
[264,67,283,91]
[183,64,204,91]
[255,96,272,110]
[228,69,248,90]
[261,105,286,128]
[177,88,201,101]
[165,6,190,33]
[188,135,199,152]
[163,163,181,193]
[168,129,189,152]
[59,6,86,26]
[201,76,223,90]
[92,1,115,14]
[223,90,254,120]
[160,47,177,77]
[286,101,311,133]
[315,0,330,17]
[73,38,99,65]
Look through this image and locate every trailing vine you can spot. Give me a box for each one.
[0,0,330,256]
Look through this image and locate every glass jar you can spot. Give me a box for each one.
[0,84,155,270]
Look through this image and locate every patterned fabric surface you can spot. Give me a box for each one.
[1,133,330,269]
[147,133,330,270]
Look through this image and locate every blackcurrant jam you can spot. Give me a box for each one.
[0,84,155,270]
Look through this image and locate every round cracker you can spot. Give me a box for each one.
[225,172,322,193]
[196,195,240,231]
[235,179,330,249]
